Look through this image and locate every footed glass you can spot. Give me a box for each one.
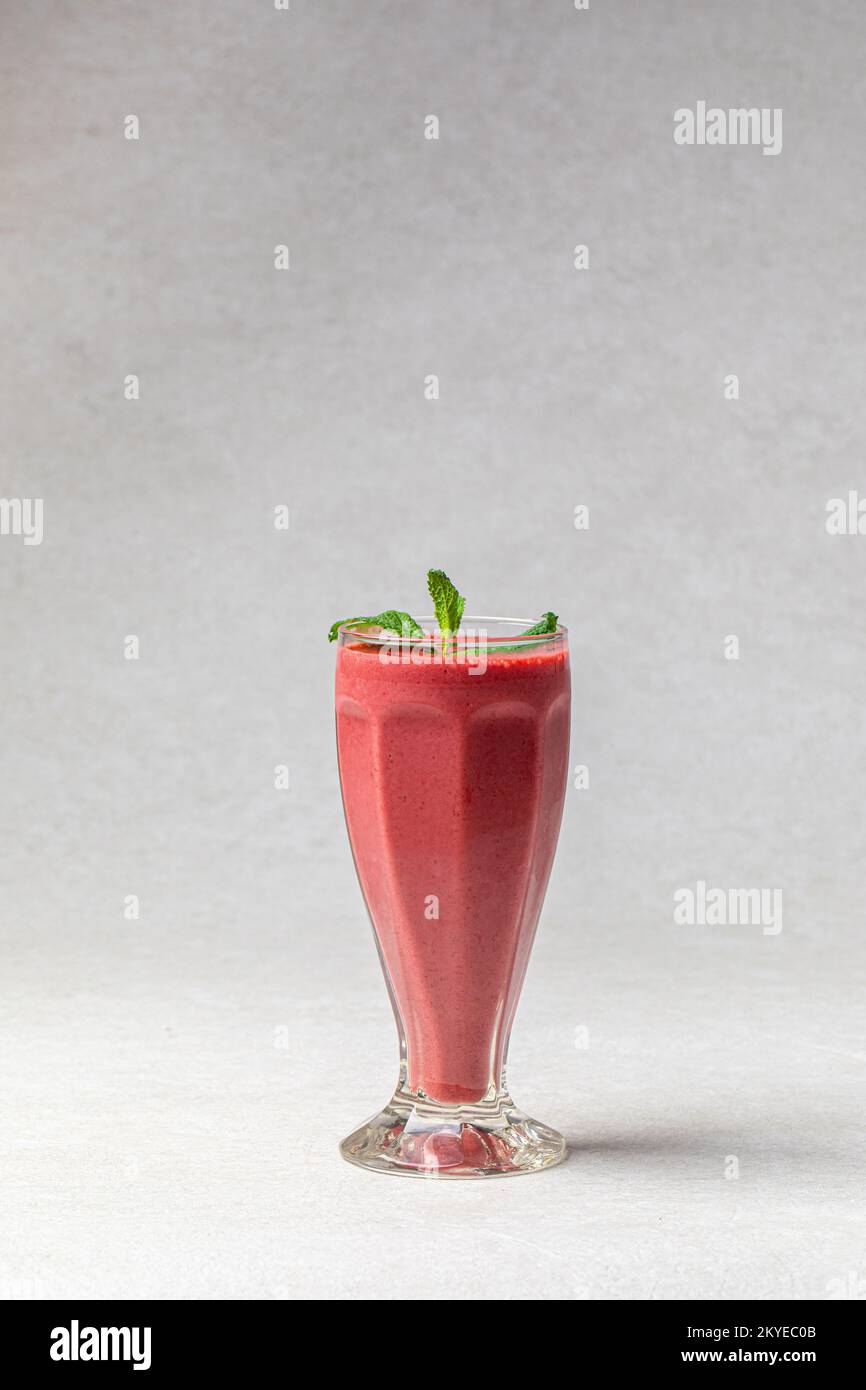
[335,617,570,1177]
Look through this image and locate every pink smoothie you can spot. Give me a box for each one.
[336,638,570,1105]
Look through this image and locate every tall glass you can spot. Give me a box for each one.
[335,617,570,1177]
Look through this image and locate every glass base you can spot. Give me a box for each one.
[339,1087,566,1179]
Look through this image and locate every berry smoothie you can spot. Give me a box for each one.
[336,634,570,1105]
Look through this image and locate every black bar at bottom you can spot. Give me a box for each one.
[0,1298,858,1374]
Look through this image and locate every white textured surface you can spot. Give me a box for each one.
[1,0,864,1300]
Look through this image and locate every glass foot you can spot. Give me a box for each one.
[339,1088,566,1179]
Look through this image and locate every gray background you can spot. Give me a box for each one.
[2,0,864,1301]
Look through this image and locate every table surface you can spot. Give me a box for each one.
[4,861,863,1301]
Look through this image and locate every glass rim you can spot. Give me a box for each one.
[336,614,568,646]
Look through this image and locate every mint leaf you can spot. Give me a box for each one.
[427,569,465,642]
[328,612,422,643]
[483,611,561,653]
[521,611,558,636]
[374,610,424,640]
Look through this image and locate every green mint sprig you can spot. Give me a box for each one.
[520,611,558,636]
[427,569,465,644]
[328,611,423,643]
[482,612,561,653]
[329,574,559,647]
